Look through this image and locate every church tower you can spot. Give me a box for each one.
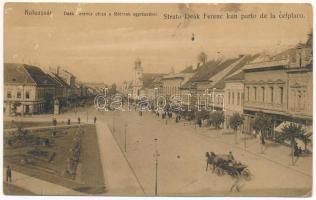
[133,58,143,97]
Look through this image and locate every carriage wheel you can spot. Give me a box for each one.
[230,169,240,177]
[241,169,251,181]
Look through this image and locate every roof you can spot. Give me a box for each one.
[4,63,34,85]
[141,73,165,89]
[48,73,71,88]
[4,63,55,86]
[52,73,70,87]
[180,60,223,89]
[225,71,245,82]
[24,65,55,86]
[180,55,257,90]
[243,49,295,71]
[213,54,260,89]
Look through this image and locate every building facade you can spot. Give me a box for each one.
[4,63,56,115]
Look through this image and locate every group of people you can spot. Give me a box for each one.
[52,116,98,125]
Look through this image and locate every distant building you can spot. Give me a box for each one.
[47,72,69,99]
[50,66,77,97]
[224,71,245,130]
[132,59,143,98]
[180,55,258,112]
[161,66,195,100]
[4,63,56,115]
[131,58,165,100]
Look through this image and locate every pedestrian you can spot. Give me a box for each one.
[94,116,97,124]
[230,175,240,192]
[198,119,202,128]
[67,119,71,125]
[6,165,12,182]
[78,117,81,124]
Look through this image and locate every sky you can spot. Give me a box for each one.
[4,3,313,85]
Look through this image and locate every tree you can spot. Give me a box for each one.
[281,123,306,165]
[198,52,208,65]
[229,113,244,144]
[209,111,224,129]
[252,113,272,153]
[109,83,117,95]
[197,109,209,120]
[252,113,272,145]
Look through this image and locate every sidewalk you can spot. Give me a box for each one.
[182,122,313,177]
[95,121,145,195]
[4,124,83,133]
[4,170,84,195]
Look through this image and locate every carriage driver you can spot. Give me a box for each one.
[228,151,234,161]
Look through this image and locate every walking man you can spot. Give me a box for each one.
[94,116,97,124]
[6,165,12,183]
[78,117,81,124]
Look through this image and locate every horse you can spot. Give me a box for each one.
[205,152,217,172]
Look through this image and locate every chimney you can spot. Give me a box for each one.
[57,66,60,75]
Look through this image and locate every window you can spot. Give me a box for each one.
[260,87,265,102]
[232,92,235,105]
[270,87,274,103]
[254,87,257,101]
[25,91,30,99]
[7,91,12,98]
[280,87,284,104]
[302,90,306,109]
[298,90,302,109]
[247,87,250,101]
[25,105,30,113]
[228,92,231,104]
[237,92,240,105]
[17,91,22,99]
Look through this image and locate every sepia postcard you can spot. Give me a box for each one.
[2,2,313,197]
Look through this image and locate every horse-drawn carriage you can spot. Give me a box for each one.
[205,152,251,180]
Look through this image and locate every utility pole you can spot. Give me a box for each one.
[124,123,127,152]
[154,138,160,196]
[86,109,88,123]
[113,113,115,133]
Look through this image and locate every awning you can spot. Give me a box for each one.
[274,121,291,133]
[275,121,312,137]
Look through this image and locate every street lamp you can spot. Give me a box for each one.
[124,123,127,152]
[212,87,216,111]
[86,105,89,123]
[154,88,158,111]
[153,138,160,196]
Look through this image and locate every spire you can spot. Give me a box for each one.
[134,58,142,70]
